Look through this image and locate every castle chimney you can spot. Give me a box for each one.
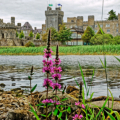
[34,27,37,30]
[17,23,21,27]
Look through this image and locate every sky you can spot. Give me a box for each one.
[0,0,120,29]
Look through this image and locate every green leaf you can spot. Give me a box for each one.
[58,112,62,118]
[105,110,116,120]
[65,114,68,120]
[47,103,52,106]
[102,112,105,120]
[108,89,114,110]
[114,56,120,62]
[75,79,80,87]
[41,114,46,117]
[113,111,120,120]
[90,109,94,120]
[96,97,109,119]
[61,98,68,102]
[53,109,58,116]
[67,106,71,113]
[49,86,53,89]
[47,112,52,117]
[90,92,94,100]
[29,104,40,120]
[28,76,32,80]
[99,58,105,69]
[31,84,37,93]
[36,103,44,106]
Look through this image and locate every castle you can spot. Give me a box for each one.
[42,7,120,37]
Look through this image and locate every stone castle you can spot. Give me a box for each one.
[42,7,120,37]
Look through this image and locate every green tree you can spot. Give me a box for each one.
[19,31,24,39]
[97,29,105,34]
[16,31,19,37]
[108,9,118,20]
[50,27,58,41]
[90,34,114,45]
[29,31,34,37]
[57,23,72,43]
[82,26,95,44]
[36,33,40,39]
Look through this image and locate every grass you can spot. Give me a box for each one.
[0,45,120,55]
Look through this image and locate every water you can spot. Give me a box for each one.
[0,55,120,98]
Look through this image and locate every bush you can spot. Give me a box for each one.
[114,35,120,44]
[90,34,114,45]
[25,41,35,47]
[19,31,24,39]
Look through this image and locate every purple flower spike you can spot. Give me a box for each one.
[43,59,53,66]
[53,66,62,73]
[75,102,80,106]
[52,83,61,90]
[81,104,85,109]
[42,66,53,73]
[72,114,83,120]
[42,99,53,104]
[43,78,53,88]
[53,58,61,65]
[52,73,61,80]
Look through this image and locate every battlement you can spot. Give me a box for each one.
[0,17,16,28]
[88,15,94,19]
[77,16,83,19]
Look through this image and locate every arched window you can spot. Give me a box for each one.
[2,33,4,38]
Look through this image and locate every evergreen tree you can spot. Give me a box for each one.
[82,26,95,44]
[19,31,24,39]
[36,33,40,39]
[97,29,105,34]
[108,9,118,20]
[29,31,34,37]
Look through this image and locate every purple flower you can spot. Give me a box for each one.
[52,73,61,80]
[43,59,53,66]
[81,104,85,109]
[42,66,53,73]
[43,49,53,58]
[75,102,80,106]
[72,114,83,120]
[53,58,61,65]
[42,99,53,104]
[43,78,53,88]
[53,100,61,105]
[52,83,61,90]
[53,66,62,73]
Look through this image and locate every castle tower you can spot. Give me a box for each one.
[45,7,64,31]
[11,17,15,25]
[88,15,94,28]
[77,16,83,29]
[118,13,120,35]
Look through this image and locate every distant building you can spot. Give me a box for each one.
[33,27,42,39]
[0,17,16,40]
[21,22,33,37]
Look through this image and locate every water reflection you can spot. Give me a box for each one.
[0,55,120,98]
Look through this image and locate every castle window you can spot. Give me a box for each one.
[107,29,110,33]
[106,24,110,27]
[100,24,103,28]
[116,24,118,27]
[71,33,77,38]
[95,25,97,28]
[71,20,74,22]
[2,33,4,38]
[116,29,118,32]
[95,30,98,33]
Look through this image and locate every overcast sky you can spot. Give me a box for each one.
[0,0,120,29]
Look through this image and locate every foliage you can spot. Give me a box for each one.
[25,41,35,47]
[42,31,48,41]
[57,23,72,42]
[19,31,24,39]
[107,9,118,20]
[50,27,58,41]
[82,26,95,44]
[36,33,40,39]
[2,45,120,55]
[90,34,114,45]
[97,29,105,34]
[16,31,19,37]
[113,36,120,44]
[29,31,34,37]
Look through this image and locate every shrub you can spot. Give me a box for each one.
[19,31,24,39]
[114,35,120,44]
[36,33,40,39]
[25,41,35,47]
[90,34,114,45]
[29,31,34,37]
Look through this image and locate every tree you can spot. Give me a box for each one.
[82,26,95,44]
[57,23,72,42]
[19,31,24,39]
[90,34,113,45]
[107,9,118,20]
[36,33,40,39]
[16,31,19,37]
[29,31,34,37]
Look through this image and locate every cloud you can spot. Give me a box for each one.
[0,0,119,28]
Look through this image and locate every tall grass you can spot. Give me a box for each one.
[1,45,120,55]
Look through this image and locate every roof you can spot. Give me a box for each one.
[33,29,42,34]
[21,22,33,30]
[71,27,84,33]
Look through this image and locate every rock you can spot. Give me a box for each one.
[0,83,6,88]
[66,85,79,94]
[11,88,21,91]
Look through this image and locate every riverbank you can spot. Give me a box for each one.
[0,45,120,55]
